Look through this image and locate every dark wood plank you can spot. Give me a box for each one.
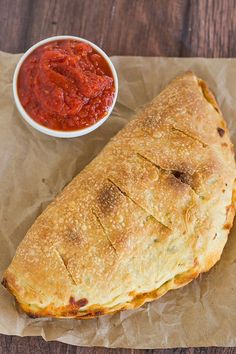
[180,0,236,57]
[0,0,188,55]
[1,335,236,354]
[1,0,236,353]
[1,0,236,57]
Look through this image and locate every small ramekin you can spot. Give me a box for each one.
[13,35,118,138]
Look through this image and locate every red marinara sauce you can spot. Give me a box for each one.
[17,40,115,131]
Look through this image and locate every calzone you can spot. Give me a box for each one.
[2,72,236,318]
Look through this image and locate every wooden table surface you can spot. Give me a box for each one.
[0,0,236,353]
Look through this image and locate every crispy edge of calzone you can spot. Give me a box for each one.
[2,71,236,319]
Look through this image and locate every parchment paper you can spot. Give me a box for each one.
[1,52,236,348]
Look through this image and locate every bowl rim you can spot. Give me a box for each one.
[13,35,119,138]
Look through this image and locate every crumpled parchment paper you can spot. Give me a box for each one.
[1,52,236,348]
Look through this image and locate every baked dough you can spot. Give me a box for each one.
[2,72,236,318]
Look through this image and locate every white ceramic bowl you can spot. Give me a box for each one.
[13,35,118,138]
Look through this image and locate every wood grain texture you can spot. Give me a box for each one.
[1,0,236,353]
[1,0,236,57]
[1,336,236,354]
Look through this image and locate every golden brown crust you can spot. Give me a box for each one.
[3,265,200,319]
[2,71,236,319]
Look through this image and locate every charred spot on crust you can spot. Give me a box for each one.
[217,127,225,137]
[172,170,190,185]
[69,296,88,307]
[27,312,40,319]
[172,170,181,179]
[1,278,7,289]
[1,278,15,294]
[213,233,217,240]
[97,183,121,214]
